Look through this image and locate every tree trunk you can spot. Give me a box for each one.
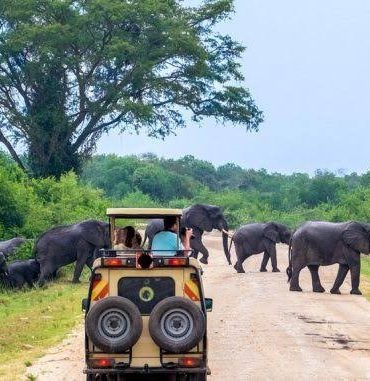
[28,138,80,178]
[26,64,80,178]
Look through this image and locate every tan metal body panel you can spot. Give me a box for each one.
[88,257,204,367]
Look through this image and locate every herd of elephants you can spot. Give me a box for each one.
[0,204,369,295]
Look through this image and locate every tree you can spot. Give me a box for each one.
[300,170,347,207]
[0,0,263,177]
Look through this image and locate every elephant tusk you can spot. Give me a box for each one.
[221,229,233,239]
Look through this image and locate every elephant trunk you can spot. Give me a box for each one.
[222,229,231,265]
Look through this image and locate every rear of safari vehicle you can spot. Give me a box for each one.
[83,208,209,381]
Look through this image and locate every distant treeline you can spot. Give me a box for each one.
[2,151,370,241]
[81,154,370,228]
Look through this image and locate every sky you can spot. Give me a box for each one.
[97,0,370,175]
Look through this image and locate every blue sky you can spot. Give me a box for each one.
[97,0,370,174]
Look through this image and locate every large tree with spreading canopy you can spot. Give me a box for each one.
[0,0,263,177]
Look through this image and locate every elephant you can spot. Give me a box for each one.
[143,219,165,250]
[35,220,110,284]
[143,204,231,265]
[0,237,26,258]
[0,252,40,288]
[287,221,370,295]
[182,204,230,265]
[231,222,291,273]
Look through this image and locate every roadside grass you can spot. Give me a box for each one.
[361,256,370,300]
[0,266,90,380]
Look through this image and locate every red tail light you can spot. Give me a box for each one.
[165,258,188,266]
[103,258,123,267]
[89,358,115,368]
[178,357,201,367]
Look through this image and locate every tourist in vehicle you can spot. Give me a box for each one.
[113,226,142,250]
[151,216,192,255]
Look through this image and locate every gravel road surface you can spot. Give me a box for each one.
[25,234,370,380]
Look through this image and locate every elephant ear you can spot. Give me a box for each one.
[343,223,370,254]
[263,223,280,243]
[81,220,108,248]
[183,204,214,232]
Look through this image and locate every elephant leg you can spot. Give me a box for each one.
[330,264,349,294]
[260,251,269,272]
[267,244,279,272]
[349,263,362,295]
[86,254,95,270]
[289,261,304,292]
[72,254,89,283]
[73,242,92,283]
[308,265,325,293]
[190,237,209,264]
[38,261,56,286]
[24,274,34,287]
[72,260,85,283]
[234,244,248,273]
[189,248,199,259]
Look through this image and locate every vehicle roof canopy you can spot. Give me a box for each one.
[106,208,182,219]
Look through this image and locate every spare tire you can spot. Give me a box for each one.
[149,296,205,353]
[86,296,143,353]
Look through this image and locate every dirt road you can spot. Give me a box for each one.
[26,234,370,380]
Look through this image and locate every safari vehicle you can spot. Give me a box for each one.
[83,208,212,381]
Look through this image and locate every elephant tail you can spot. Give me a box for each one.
[286,238,293,282]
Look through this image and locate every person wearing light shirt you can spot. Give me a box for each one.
[151,216,192,256]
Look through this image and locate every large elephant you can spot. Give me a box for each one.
[0,237,26,258]
[182,204,230,265]
[287,221,370,295]
[143,204,231,265]
[0,252,40,288]
[232,222,291,273]
[35,220,110,284]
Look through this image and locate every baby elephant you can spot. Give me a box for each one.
[231,222,291,273]
[0,252,40,288]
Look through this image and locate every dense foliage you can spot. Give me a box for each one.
[3,151,370,247]
[0,0,262,178]
[0,152,109,239]
[83,153,370,228]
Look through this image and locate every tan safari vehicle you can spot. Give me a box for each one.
[83,208,212,381]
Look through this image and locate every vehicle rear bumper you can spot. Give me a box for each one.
[84,366,208,375]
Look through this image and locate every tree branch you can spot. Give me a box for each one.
[0,127,27,172]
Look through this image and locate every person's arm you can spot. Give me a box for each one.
[181,228,193,251]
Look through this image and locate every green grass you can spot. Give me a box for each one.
[0,267,90,380]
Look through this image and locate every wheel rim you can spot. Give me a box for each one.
[98,308,131,341]
[160,308,193,342]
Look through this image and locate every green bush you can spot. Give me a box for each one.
[4,150,370,245]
